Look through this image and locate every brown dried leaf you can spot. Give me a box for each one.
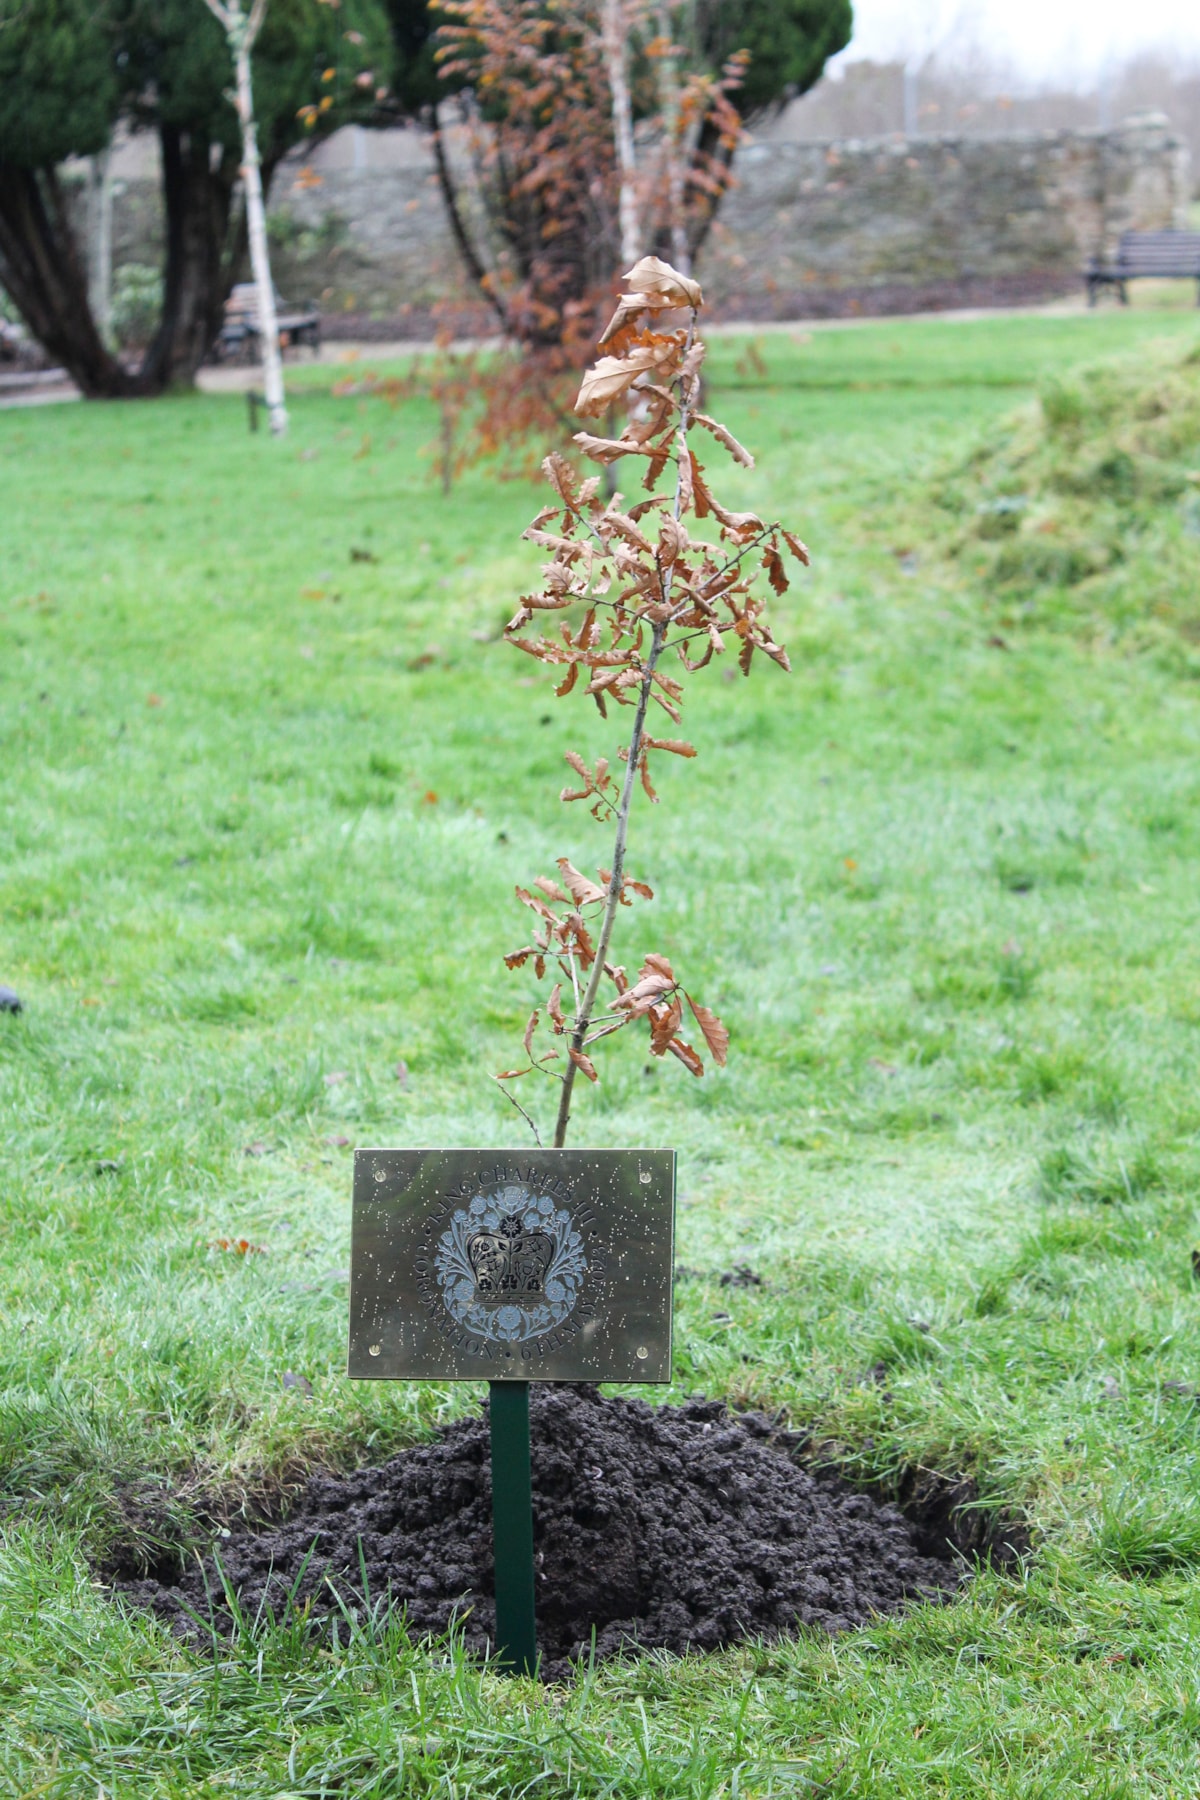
[515,885,557,921]
[643,953,676,980]
[542,451,577,508]
[555,660,580,698]
[643,436,673,492]
[623,255,703,310]
[693,413,754,468]
[644,736,697,758]
[658,514,689,567]
[686,994,729,1066]
[575,343,676,419]
[533,875,570,903]
[556,858,605,907]
[522,1010,539,1057]
[626,878,654,900]
[574,431,643,463]
[762,543,789,596]
[504,947,534,969]
[496,1068,531,1080]
[640,753,659,802]
[666,1036,705,1077]
[649,995,683,1056]
[676,436,694,513]
[606,510,654,554]
[568,1046,599,1082]
[782,530,812,566]
[548,983,567,1031]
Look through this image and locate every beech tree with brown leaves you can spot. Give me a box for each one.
[496,255,809,1148]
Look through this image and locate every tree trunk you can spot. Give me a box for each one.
[233,34,286,433]
[602,0,640,269]
[0,163,136,395]
[139,126,242,394]
[0,127,243,398]
[87,148,114,346]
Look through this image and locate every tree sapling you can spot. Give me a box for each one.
[497,255,809,1147]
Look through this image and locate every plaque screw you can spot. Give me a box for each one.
[373,1168,387,1184]
[636,1345,649,1359]
[368,1343,381,1356]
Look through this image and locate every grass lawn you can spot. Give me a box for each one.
[3,303,1200,1796]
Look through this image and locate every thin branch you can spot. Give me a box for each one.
[430,108,510,332]
[493,1076,543,1146]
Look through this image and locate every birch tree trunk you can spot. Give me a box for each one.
[87,146,114,348]
[204,0,287,435]
[655,1,689,276]
[602,0,640,268]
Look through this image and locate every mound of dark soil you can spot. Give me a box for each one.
[119,1388,962,1678]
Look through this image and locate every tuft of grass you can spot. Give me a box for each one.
[938,335,1200,649]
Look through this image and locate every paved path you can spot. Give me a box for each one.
[0,296,1124,409]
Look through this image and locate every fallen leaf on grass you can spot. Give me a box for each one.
[210,1238,266,1255]
[324,1134,352,1148]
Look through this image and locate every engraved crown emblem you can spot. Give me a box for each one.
[466,1212,554,1299]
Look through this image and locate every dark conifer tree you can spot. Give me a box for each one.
[0,0,394,394]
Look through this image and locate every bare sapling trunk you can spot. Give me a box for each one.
[496,256,810,1148]
[602,0,641,269]
[204,0,287,435]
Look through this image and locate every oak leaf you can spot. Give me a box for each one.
[623,255,703,311]
[575,345,674,419]
[650,995,683,1056]
[542,452,577,507]
[666,1036,705,1077]
[762,544,789,596]
[568,1046,599,1082]
[686,995,729,1066]
[548,983,567,1031]
[782,530,812,566]
[644,736,696,757]
[574,432,643,463]
[534,875,570,903]
[555,858,605,907]
[523,1010,539,1057]
[693,413,754,468]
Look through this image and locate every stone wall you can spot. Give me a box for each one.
[696,112,1191,318]
[100,112,1192,334]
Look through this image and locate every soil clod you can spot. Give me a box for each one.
[119,1388,963,1678]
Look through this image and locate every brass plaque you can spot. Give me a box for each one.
[348,1149,675,1383]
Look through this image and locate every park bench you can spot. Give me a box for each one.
[1085,230,1200,306]
[215,282,321,361]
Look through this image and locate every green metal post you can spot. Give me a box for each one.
[489,1380,537,1676]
